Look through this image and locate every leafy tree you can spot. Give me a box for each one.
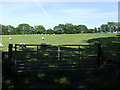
[7,25,16,35]
[64,23,74,34]
[34,25,46,34]
[1,25,9,35]
[100,24,109,33]
[107,22,116,33]
[77,25,88,33]
[112,22,120,32]
[1,21,120,35]
[94,27,98,33]
[17,24,32,34]
[29,26,34,34]
[116,22,120,32]
[75,25,82,33]
[88,29,94,33]
[46,29,54,34]
[98,27,101,33]
[53,25,64,34]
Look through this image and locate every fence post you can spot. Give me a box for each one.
[58,46,60,61]
[78,46,81,62]
[15,44,17,52]
[37,45,39,61]
[2,52,4,61]
[8,44,13,65]
[97,43,102,67]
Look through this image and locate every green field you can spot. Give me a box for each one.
[1,33,119,51]
[1,33,120,62]
[2,33,120,89]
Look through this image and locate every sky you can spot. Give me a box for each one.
[0,1,118,29]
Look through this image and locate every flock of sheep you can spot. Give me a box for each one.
[0,35,47,48]
[0,33,57,48]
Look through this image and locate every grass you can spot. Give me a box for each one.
[3,70,120,89]
[1,33,118,51]
[1,33,119,62]
[2,33,120,89]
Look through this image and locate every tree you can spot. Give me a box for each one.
[77,25,88,33]
[64,23,74,34]
[34,25,46,34]
[100,24,109,33]
[94,27,98,33]
[88,29,94,33]
[53,25,64,34]
[1,21,120,34]
[29,26,34,34]
[116,22,120,32]
[17,24,32,34]
[46,29,54,34]
[75,25,82,33]
[7,25,16,35]
[98,27,101,33]
[107,22,116,33]
[1,25,9,35]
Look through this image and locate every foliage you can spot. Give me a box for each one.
[1,22,120,35]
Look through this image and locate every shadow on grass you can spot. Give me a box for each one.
[87,35,120,63]
[2,45,97,89]
[85,34,120,88]
[2,37,120,89]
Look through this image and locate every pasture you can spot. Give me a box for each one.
[1,33,118,51]
[1,33,120,62]
[2,33,120,89]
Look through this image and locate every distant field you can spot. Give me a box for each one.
[1,33,118,52]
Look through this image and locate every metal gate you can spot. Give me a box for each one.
[9,43,102,72]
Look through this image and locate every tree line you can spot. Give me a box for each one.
[0,22,120,35]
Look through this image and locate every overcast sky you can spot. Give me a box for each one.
[1,2,118,29]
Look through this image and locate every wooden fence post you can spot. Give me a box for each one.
[15,44,17,52]
[58,46,60,61]
[97,43,102,67]
[2,52,4,61]
[8,44,13,65]
[37,45,39,61]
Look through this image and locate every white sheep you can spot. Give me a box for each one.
[113,31,117,33]
[19,43,25,45]
[94,41,100,46]
[9,37,12,40]
[0,43,3,48]
[42,37,45,40]
[94,41,100,44]
[19,43,26,49]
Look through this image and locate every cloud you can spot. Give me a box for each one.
[1,2,118,29]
